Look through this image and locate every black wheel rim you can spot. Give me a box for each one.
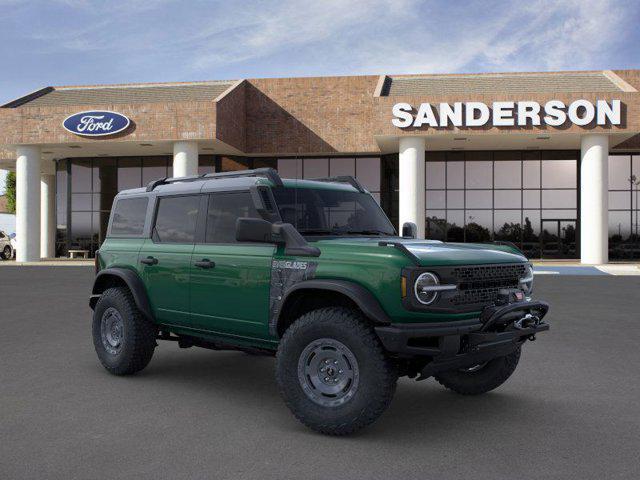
[297,338,359,407]
[101,307,124,355]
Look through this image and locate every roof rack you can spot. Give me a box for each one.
[145,168,283,192]
[312,176,366,193]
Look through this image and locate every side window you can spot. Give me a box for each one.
[205,192,260,243]
[153,195,200,244]
[0,232,5,239]
[110,197,148,236]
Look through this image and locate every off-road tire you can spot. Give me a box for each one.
[92,286,157,375]
[276,307,397,436]
[434,346,521,395]
[1,245,11,260]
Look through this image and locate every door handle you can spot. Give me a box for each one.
[140,256,158,266]
[194,259,215,269]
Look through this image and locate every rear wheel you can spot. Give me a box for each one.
[276,307,397,435]
[92,287,157,375]
[434,346,521,395]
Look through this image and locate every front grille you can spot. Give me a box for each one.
[451,264,525,306]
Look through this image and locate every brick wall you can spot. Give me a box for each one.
[0,71,638,155]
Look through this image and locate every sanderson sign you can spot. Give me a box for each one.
[391,99,622,128]
[63,110,131,137]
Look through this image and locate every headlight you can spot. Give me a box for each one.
[414,272,440,305]
[519,263,534,295]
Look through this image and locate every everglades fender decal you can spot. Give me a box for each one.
[269,259,318,336]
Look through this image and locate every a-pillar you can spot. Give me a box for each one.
[40,160,56,259]
[173,141,198,177]
[16,145,41,262]
[398,137,426,238]
[580,134,609,264]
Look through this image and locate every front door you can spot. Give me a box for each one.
[540,219,577,259]
[139,194,201,325]
[190,192,274,340]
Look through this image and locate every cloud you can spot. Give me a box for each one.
[0,0,637,106]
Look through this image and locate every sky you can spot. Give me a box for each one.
[1,0,639,193]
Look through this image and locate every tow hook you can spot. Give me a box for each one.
[514,313,541,341]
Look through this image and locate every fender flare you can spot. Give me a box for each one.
[275,279,391,334]
[90,268,154,321]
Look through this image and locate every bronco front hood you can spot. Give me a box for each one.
[312,237,527,266]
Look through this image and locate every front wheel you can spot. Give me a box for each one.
[276,307,397,436]
[1,245,11,260]
[434,346,521,395]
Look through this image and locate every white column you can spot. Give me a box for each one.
[173,141,198,177]
[398,137,426,238]
[40,161,56,259]
[580,134,609,264]
[16,146,41,262]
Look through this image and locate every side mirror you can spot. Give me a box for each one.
[236,218,321,257]
[402,222,417,239]
[236,218,273,243]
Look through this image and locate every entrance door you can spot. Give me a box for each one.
[540,219,577,259]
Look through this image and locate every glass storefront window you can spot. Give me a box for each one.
[426,190,446,209]
[329,157,355,177]
[277,158,302,178]
[465,190,492,209]
[303,158,329,179]
[142,157,169,185]
[355,158,380,192]
[523,190,540,209]
[71,159,92,192]
[118,158,142,190]
[494,161,521,188]
[423,151,580,258]
[494,190,521,209]
[465,161,492,188]
[446,162,464,189]
[426,161,445,189]
[446,190,464,209]
[523,160,541,188]
[541,159,576,188]
[608,154,640,259]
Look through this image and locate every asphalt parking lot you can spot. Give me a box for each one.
[1,267,639,480]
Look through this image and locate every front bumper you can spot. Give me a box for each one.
[375,300,549,376]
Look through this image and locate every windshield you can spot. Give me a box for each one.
[272,187,396,236]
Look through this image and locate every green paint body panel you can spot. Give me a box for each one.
[190,243,275,338]
[99,234,526,346]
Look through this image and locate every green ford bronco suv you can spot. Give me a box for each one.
[90,168,549,435]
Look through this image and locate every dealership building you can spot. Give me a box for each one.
[1,69,639,263]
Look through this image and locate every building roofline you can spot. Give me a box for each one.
[1,86,54,108]
[52,79,236,90]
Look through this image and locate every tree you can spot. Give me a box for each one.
[5,171,16,214]
[465,222,491,242]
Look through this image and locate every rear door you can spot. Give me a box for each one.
[190,191,274,339]
[139,194,202,326]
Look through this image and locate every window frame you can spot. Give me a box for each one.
[107,196,150,238]
[202,191,264,245]
[150,193,204,245]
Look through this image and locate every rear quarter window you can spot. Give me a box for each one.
[110,197,149,236]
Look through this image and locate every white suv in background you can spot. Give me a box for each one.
[0,230,14,260]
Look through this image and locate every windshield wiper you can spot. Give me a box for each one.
[345,230,390,236]
[298,229,336,235]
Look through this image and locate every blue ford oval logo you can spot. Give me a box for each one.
[62,110,130,137]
